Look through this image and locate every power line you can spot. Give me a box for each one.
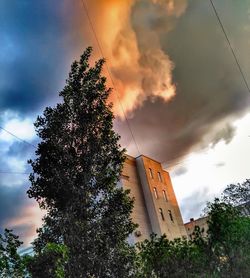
[210,0,250,93]
[0,126,36,148]
[168,1,250,170]
[79,0,247,170]
[80,0,141,156]
[0,170,30,175]
[0,127,35,176]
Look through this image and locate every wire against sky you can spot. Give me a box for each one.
[210,0,250,94]
[80,0,141,157]
[2,1,248,171]
[0,171,30,175]
[0,126,36,148]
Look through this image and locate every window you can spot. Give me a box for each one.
[159,208,165,221]
[168,210,174,222]
[121,174,129,181]
[162,190,168,202]
[149,168,153,179]
[134,230,142,237]
[157,171,162,182]
[153,187,158,199]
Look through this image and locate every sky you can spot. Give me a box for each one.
[0,0,250,246]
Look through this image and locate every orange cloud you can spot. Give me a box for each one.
[78,0,187,118]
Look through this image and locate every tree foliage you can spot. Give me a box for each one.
[136,232,211,278]
[4,46,249,277]
[27,47,136,277]
[136,192,250,277]
[222,179,250,206]
[32,213,63,254]
[206,199,250,277]
[0,229,26,277]
[27,243,68,278]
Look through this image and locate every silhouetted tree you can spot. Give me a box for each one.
[27,47,136,277]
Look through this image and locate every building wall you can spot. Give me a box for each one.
[121,155,152,244]
[121,154,187,244]
[184,202,250,240]
[185,217,209,239]
[163,170,188,238]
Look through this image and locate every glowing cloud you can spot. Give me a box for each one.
[81,0,187,118]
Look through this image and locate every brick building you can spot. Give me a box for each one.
[120,155,187,244]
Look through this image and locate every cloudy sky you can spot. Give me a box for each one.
[0,0,250,245]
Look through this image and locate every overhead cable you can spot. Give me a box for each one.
[0,126,36,148]
[210,0,250,93]
[80,0,141,156]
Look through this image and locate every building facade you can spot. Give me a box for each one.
[185,201,250,239]
[120,155,187,244]
[185,217,209,239]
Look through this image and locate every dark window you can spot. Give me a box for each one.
[121,174,129,181]
[153,187,158,199]
[149,168,153,179]
[168,210,174,222]
[159,208,165,221]
[157,172,162,182]
[163,190,168,202]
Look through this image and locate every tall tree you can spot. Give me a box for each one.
[27,47,136,277]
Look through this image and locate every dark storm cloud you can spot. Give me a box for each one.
[0,181,40,246]
[7,141,35,161]
[0,141,33,224]
[0,140,38,243]
[0,183,28,230]
[0,0,84,115]
[0,140,34,173]
[0,0,87,245]
[211,125,235,147]
[123,0,250,165]
[1,0,250,244]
